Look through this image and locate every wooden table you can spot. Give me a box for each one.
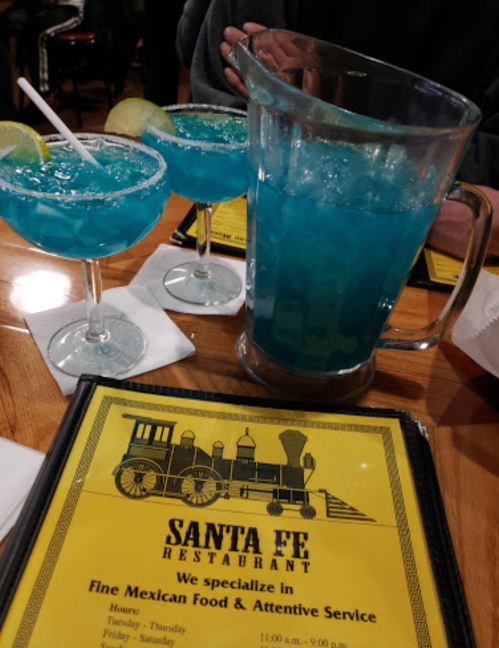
[0,194,498,647]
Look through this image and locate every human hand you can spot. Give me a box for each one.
[220,23,323,99]
[427,184,499,259]
[220,23,266,99]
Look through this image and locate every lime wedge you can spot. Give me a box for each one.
[0,121,50,162]
[104,98,176,137]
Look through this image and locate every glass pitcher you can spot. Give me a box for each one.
[229,29,492,401]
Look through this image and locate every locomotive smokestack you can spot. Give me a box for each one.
[279,429,307,467]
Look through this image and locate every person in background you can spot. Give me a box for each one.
[183,0,499,260]
[176,0,211,70]
[0,0,84,118]
[173,0,211,103]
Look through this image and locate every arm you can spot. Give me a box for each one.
[427,185,499,259]
[189,0,297,107]
[176,0,212,68]
[431,75,499,259]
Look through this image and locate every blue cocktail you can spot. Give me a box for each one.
[0,133,170,376]
[142,104,247,306]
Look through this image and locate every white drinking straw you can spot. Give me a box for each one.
[17,77,100,167]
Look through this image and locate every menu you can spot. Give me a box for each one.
[409,247,499,292]
[170,197,246,257]
[0,377,475,647]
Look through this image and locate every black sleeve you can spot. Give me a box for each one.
[456,72,499,189]
[176,0,213,68]
[189,0,298,108]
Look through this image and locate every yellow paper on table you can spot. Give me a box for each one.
[424,247,499,286]
[181,197,246,251]
[0,377,471,648]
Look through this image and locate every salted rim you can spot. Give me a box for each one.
[0,133,167,201]
[147,103,248,151]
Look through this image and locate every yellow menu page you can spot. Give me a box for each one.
[0,385,449,648]
[186,197,247,250]
[424,247,499,285]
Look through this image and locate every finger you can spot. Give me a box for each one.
[223,26,246,47]
[302,69,322,97]
[222,24,266,63]
[273,31,322,69]
[224,67,249,100]
[220,40,232,63]
[243,22,267,34]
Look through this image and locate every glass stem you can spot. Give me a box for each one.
[194,202,212,278]
[81,259,108,342]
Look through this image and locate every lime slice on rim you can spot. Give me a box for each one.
[104,98,176,137]
[0,121,51,163]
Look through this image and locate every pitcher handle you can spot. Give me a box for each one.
[379,182,492,350]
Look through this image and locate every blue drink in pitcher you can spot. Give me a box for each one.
[246,140,438,375]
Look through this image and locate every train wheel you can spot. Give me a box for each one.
[300,504,316,519]
[267,502,283,516]
[115,459,162,499]
[178,466,221,507]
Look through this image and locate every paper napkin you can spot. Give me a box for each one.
[452,269,499,379]
[0,438,45,543]
[25,284,195,396]
[130,244,246,315]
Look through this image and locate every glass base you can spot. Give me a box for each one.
[164,261,241,306]
[235,331,376,402]
[48,317,147,378]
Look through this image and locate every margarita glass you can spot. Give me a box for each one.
[142,103,247,306]
[0,133,170,377]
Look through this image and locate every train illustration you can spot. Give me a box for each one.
[112,414,374,522]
